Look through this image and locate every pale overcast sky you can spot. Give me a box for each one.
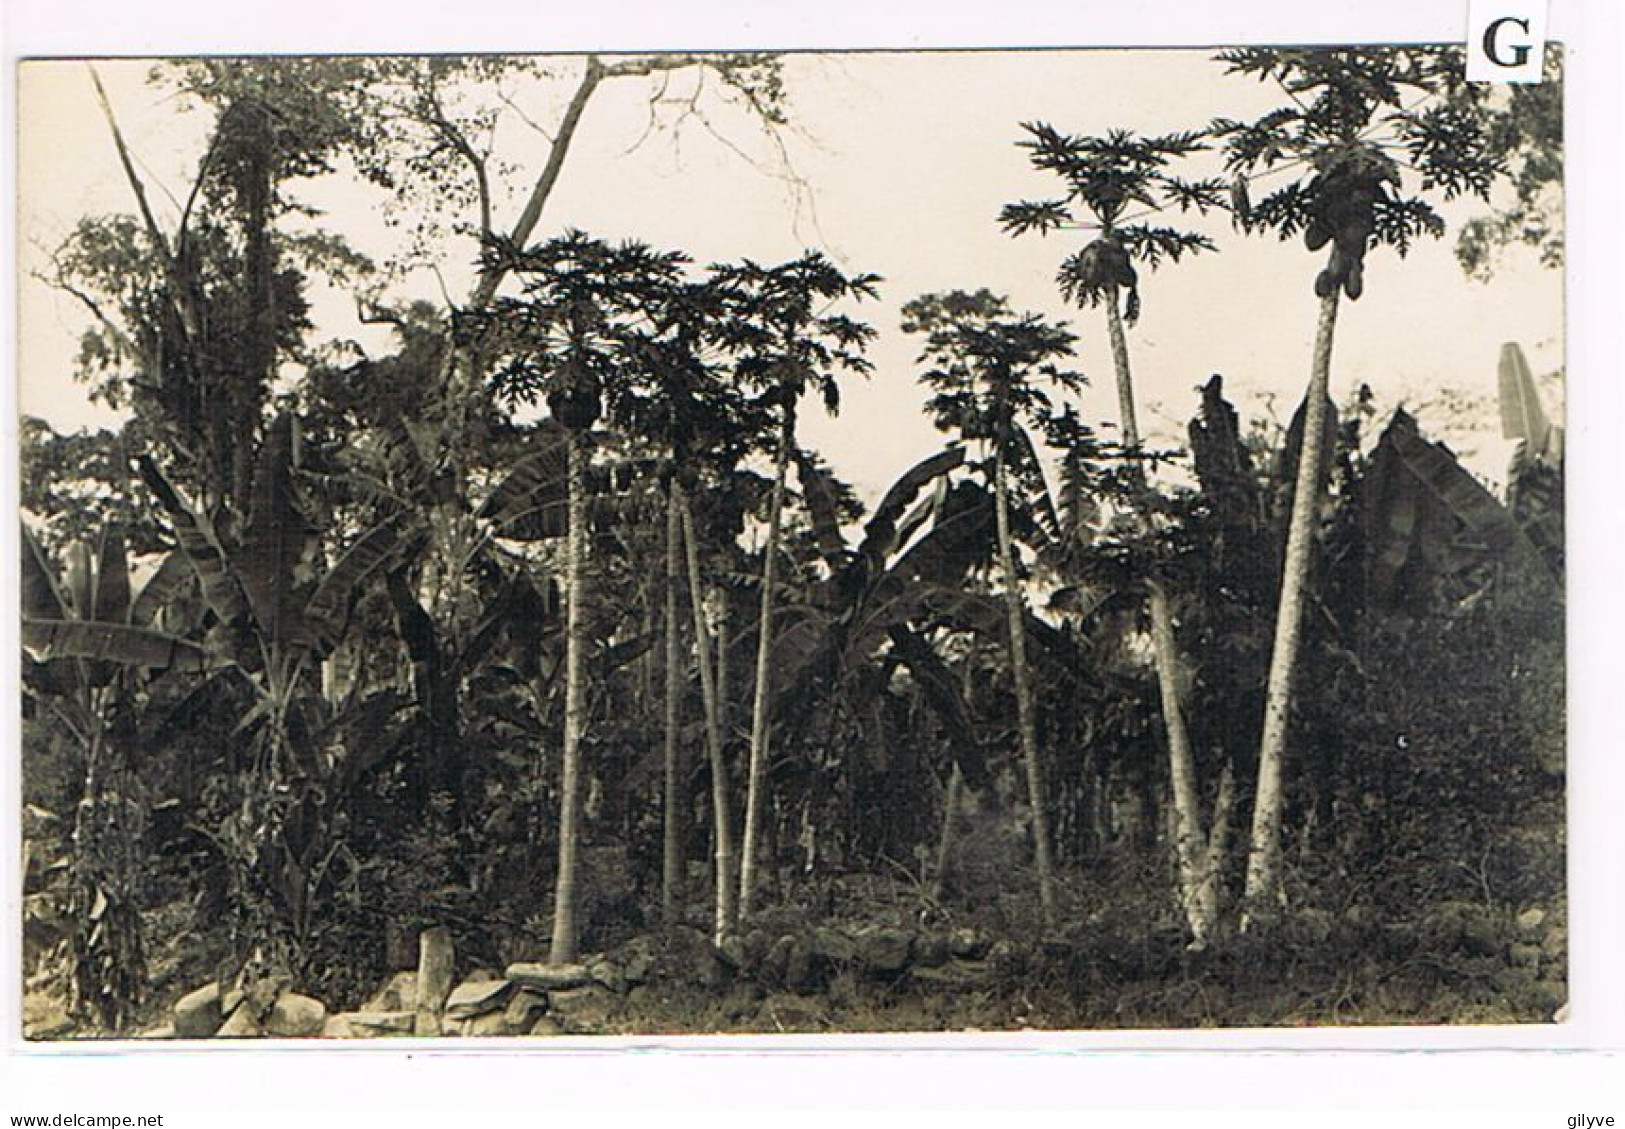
[17,50,1564,500]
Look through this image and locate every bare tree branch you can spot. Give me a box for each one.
[469,55,605,309]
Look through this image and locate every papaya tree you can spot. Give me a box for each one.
[612,265,765,928]
[1001,123,1233,944]
[1212,46,1502,923]
[903,289,1084,922]
[708,253,879,921]
[472,230,676,962]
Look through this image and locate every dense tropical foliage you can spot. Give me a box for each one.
[21,46,1566,1036]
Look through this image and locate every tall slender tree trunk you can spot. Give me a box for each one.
[1242,289,1341,928]
[993,441,1056,922]
[678,484,736,942]
[715,585,729,735]
[1105,291,1220,945]
[739,409,793,917]
[929,763,964,906]
[549,433,588,964]
[660,485,685,924]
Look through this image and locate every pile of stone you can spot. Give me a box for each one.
[715,921,997,995]
[148,926,657,1039]
[147,919,1006,1039]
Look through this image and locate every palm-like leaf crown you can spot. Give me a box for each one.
[470,229,690,430]
[706,252,880,424]
[1211,47,1503,301]
[1001,125,1225,323]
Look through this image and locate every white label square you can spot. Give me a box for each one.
[1466,0,1550,83]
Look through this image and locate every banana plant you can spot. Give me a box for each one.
[21,521,212,1027]
[133,411,422,951]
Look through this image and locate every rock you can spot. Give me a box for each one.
[414,926,456,1037]
[243,974,287,1018]
[618,937,657,986]
[810,926,856,965]
[463,967,500,984]
[753,992,829,1033]
[222,988,244,1017]
[948,927,990,960]
[1516,907,1547,941]
[321,1015,355,1038]
[528,1015,565,1037]
[138,1023,176,1039]
[1541,922,1567,962]
[449,1011,512,1038]
[588,958,627,995]
[720,980,760,1022]
[742,929,772,969]
[784,935,815,993]
[1534,978,1568,1016]
[910,960,990,987]
[715,934,748,971]
[914,932,950,968]
[503,989,550,1033]
[365,971,418,1013]
[1509,943,1543,976]
[215,1001,264,1038]
[1422,900,1503,958]
[1553,1000,1571,1023]
[547,984,618,1034]
[23,1006,75,1040]
[445,977,513,1018]
[826,969,859,1010]
[340,1011,415,1038]
[760,934,794,986]
[266,993,327,1038]
[1293,907,1335,946]
[506,962,594,991]
[173,981,224,1039]
[853,927,913,975]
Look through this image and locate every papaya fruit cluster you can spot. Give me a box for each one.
[548,359,604,429]
[1077,235,1140,322]
[1303,154,1392,302]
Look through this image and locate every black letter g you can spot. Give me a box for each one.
[1483,16,1532,67]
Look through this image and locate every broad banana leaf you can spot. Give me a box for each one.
[479,423,572,540]
[235,414,318,644]
[1364,409,1558,606]
[129,552,194,628]
[1005,426,1061,550]
[137,455,251,625]
[1498,342,1559,463]
[303,513,419,656]
[792,448,850,567]
[1188,374,1265,531]
[20,524,68,623]
[1276,387,1340,515]
[21,618,215,673]
[855,446,965,569]
[64,541,94,622]
[92,527,132,625]
[887,625,989,788]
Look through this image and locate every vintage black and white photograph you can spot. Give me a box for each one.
[16,44,1566,1041]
